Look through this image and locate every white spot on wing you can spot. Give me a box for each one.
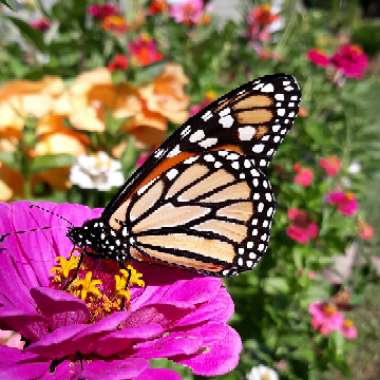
[189,129,205,143]
[199,138,218,148]
[238,126,256,141]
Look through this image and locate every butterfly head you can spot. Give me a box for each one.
[67,219,127,259]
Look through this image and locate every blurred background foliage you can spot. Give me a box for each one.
[0,0,379,379]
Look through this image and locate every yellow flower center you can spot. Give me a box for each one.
[322,303,337,316]
[50,253,145,322]
[343,319,354,328]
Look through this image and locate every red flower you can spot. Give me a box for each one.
[107,54,129,71]
[247,4,281,43]
[30,18,50,32]
[326,191,358,216]
[88,4,118,20]
[148,0,168,15]
[309,302,343,335]
[319,155,341,176]
[293,163,313,187]
[358,220,375,240]
[287,208,319,244]
[129,35,163,66]
[307,48,329,68]
[330,44,368,79]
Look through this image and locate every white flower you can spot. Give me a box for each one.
[246,365,279,380]
[70,151,125,191]
[348,161,361,175]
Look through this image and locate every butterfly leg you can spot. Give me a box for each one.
[62,247,84,290]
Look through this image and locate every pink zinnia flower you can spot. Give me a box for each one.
[326,191,358,216]
[293,163,313,187]
[88,4,118,20]
[286,208,318,244]
[0,201,242,379]
[30,18,51,32]
[129,35,163,66]
[108,54,129,71]
[308,302,343,335]
[319,155,341,176]
[169,0,204,25]
[340,319,358,340]
[358,220,375,240]
[307,48,329,68]
[330,44,368,79]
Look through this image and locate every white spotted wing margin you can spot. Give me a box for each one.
[119,151,276,277]
[102,73,301,222]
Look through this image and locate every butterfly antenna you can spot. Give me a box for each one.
[0,226,51,243]
[29,204,74,227]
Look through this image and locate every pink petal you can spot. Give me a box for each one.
[30,287,89,328]
[175,323,242,376]
[135,368,182,380]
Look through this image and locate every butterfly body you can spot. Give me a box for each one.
[68,73,301,277]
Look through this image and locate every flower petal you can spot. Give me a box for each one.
[30,287,89,328]
[135,368,182,380]
[80,358,149,380]
[95,323,165,356]
[0,346,49,379]
[174,323,242,376]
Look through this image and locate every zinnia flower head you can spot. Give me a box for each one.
[102,15,128,34]
[307,48,329,68]
[169,0,204,25]
[30,18,51,32]
[358,220,375,240]
[286,208,318,244]
[308,302,343,335]
[319,155,341,176]
[0,201,242,378]
[326,191,358,216]
[340,319,358,340]
[148,0,169,15]
[330,44,368,79]
[107,54,129,72]
[247,4,282,44]
[293,163,313,187]
[129,35,163,66]
[69,151,125,191]
[88,4,119,20]
[246,364,279,380]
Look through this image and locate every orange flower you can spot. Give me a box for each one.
[138,63,189,124]
[102,15,127,34]
[64,67,172,147]
[0,76,64,136]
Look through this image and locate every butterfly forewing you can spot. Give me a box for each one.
[101,73,301,276]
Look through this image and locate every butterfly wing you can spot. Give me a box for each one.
[101,73,301,276]
[102,73,300,220]
[109,151,275,276]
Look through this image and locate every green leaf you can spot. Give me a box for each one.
[133,61,166,86]
[30,154,76,174]
[0,151,19,171]
[6,16,46,51]
[264,277,290,294]
[0,0,17,9]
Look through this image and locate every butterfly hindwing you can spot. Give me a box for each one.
[107,151,275,276]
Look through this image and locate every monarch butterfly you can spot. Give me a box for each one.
[68,73,301,277]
